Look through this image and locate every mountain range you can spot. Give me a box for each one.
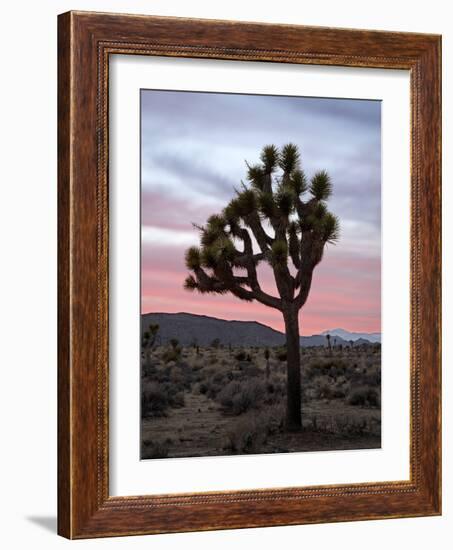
[142,312,381,347]
[321,328,381,343]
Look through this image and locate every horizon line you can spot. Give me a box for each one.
[142,310,382,337]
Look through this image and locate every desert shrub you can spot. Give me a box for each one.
[172,391,185,408]
[314,382,346,400]
[276,348,287,362]
[334,416,370,436]
[151,367,168,384]
[235,362,261,377]
[302,364,316,381]
[306,414,335,433]
[234,350,247,361]
[199,382,208,394]
[263,379,285,404]
[304,359,347,381]
[192,365,215,385]
[361,371,381,386]
[141,380,187,417]
[212,371,227,384]
[233,381,266,414]
[226,405,285,454]
[141,383,169,417]
[218,381,242,408]
[332,385,347,399]
[205,373,228,399]
[161,348,181,364]
[218,380,266,415]
[266,379,284,395]
[257,405,285,435]
[328,366,340,379]
[206,384,222,400]
[303,384,318,401]
[198,366,215,380]
[203,371,230,398]
[154,364,191,391]
[305,413,369,435]
[236,361,251,372]
[366,387,381,407]
[226,416,266,453]
[159,340,182,363]
[141,361,158,378]
[336,414,381,436]
[305,364,324,381]
[162,376,185,394]
[142,440,169,459]
[191,361,203,371]
[169,367,184,386]
[175,361,195,387]
[347,386,380,408]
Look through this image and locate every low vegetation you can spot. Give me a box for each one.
[141,342,381,459]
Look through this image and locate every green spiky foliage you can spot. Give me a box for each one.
[183,143,340,429]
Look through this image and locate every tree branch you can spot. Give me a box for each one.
[288,224,301,270]
[244,212,273,253]
[295,271,313,309]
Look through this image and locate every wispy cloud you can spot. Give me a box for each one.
[145,151,235,199]
[141,90,381,334]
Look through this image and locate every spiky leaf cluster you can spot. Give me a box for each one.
[279,143,300,173]
[260,144,279,172]
[309,170,332,200]
[184,143,339,310]
[270,240,288,270]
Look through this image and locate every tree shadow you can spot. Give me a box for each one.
[26,516,57,534]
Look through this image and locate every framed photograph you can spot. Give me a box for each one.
[58,11,441,538]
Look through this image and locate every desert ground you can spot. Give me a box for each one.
[141,341,381,459]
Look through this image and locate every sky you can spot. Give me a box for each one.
[141,90,381,335]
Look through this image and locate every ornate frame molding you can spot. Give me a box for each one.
[58,11,441,538]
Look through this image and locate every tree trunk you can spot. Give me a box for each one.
[145,347,152,375]
[283,308,302,430]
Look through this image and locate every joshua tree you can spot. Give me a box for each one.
[184,144,339,429]
[170,338,179,351]
[264,348,271,380]
[142,323,160,369]
[211,338,221,349]
[326,333,331,354]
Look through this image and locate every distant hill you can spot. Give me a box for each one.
[142,312,285,347]
[321,328,381,343]
[142,312,377,348]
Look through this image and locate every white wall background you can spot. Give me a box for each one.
[0,1,450,548]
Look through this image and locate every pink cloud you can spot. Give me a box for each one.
[141,241,381,335]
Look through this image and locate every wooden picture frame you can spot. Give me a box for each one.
[58,10,441,539]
